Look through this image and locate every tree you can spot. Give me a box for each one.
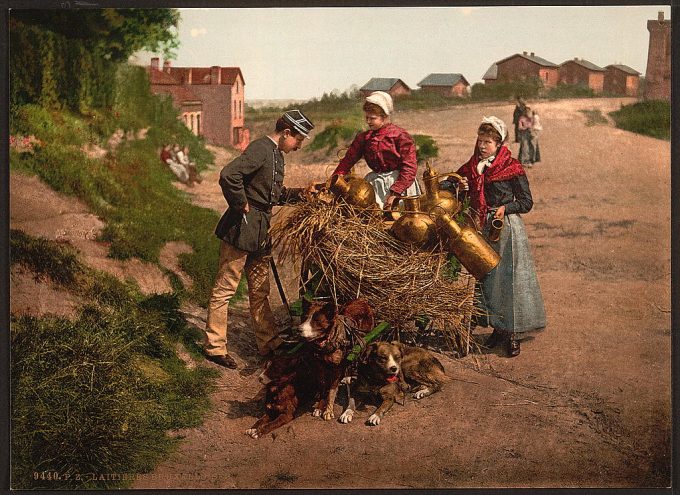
[11,8,180,61]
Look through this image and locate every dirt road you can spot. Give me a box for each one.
[13,97,669,488]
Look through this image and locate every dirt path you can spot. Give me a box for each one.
[10,97,668,488]
[129,97,670,489]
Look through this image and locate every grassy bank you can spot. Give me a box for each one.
[10,66,223,305]
[10,230,218,489]
[608,100,670,140]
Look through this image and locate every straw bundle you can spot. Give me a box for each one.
[272,196,479,353]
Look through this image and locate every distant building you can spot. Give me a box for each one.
[558,58,605,93]
[417,73,470,97]
[148,58,249,150]
[486,51,559,88]
[359,78,411,98]
[603,64,641,97]
[482,63,497,85]
[644,11,671,100]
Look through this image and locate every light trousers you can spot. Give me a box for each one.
[204,240,281,357]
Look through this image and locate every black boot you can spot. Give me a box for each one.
[485,328,506,348]
[507,334,521,357]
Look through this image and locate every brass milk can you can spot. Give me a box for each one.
[431,208,501,280]
[389,196,437,249]
[329,173,378,210]
[420,162,462,216]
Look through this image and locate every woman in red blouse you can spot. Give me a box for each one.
[331,91,421,210]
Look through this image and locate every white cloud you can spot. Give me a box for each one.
[190,27,207,38]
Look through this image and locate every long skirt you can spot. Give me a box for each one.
[365,169,421,208]
[518,130,540,165]
[477,212,546,335]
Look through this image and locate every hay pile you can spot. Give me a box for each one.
[272,197,479,353]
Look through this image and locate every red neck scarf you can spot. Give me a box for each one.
[457,145,525,227]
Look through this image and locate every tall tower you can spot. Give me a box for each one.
[644,11,671,101]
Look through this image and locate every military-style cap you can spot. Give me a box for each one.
[282,109,315,138]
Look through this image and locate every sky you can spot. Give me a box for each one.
[131,5,671,101]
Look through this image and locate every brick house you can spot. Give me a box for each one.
[148,58,249,150]
[486,52,559,88]
[558,58,605,93]
[359,78,411,98]
[482,63,497,84]
[603,64,641,96]
[417,73,470,97]
[644,11,671,100]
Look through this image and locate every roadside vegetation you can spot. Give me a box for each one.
[9,9,226,489]
[11,230,218,489]
[609,100,670,140]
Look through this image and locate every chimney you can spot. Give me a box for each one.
[151,57,159,71]
[163,60,171,73]
[658,11,664,21]
[574,57,578,61]
[210,66,221,85]
[530,52,535,57]
[523,51,528,55]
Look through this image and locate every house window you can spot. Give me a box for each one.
[196,114,201,135]
[239,100,242,118]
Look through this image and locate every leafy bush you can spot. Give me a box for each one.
[413,134,439,163]
[546,83,595,99]
[308,120,363,154]
[608,100,670,140]
[470,78,543,101]
[397,90,466,111]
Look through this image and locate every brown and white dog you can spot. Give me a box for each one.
[339,341,448,426]
[245,350,320,439]
[298,298,375,421]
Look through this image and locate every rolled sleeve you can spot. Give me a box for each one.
[333,133,365,176]
[389,132,418,194]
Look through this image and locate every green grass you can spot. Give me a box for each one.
[10,102,223,305]
[609,100,670,140]
[10,229,83,285]
[10,231,218,489]
[579,108,609,126]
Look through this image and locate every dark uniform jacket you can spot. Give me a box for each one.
[215,136,301,254]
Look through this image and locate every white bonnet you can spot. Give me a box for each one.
[365,91,394,116]
[480,116,507,142]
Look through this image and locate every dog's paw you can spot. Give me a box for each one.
[366,413,381,426]
[245,428,260,439]
[322,409,335,421]
[413,388,431,400]
[339,409,354,424]
[312,408,323,417]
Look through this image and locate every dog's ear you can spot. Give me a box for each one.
[391,340,404,351]
[321,300,338,319]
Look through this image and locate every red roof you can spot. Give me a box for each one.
[148,65,244,86]
[149,68,181,85]
[221,67,245,85]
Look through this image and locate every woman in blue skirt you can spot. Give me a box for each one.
[451,116,546,356]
